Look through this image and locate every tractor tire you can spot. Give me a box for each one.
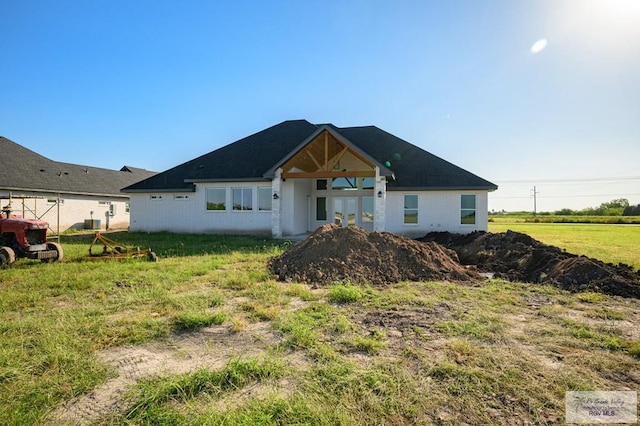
[0,246,16,267]
[43,242,64,263]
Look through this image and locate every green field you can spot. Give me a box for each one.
[1,231,639,425]
[489,222,640,270]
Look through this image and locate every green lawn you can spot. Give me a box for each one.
[1,231,639,425]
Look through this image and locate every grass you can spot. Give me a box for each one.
[121,358,284,424]
[489,221,640,270]
[489,214,640,224]
[0,230,639,424]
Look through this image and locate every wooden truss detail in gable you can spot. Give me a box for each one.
[281,130,375,179]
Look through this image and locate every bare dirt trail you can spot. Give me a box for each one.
[46,321,284,425]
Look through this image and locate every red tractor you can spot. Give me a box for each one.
[0,206,63,267]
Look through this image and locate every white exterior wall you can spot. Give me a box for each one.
[128,185,490,237]
[0,192,131,231]
[128,181,272,234]
[384,190,489,237]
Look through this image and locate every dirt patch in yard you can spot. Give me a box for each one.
[270,226,639,298]
[269,224,480,285]
[419,230,640,299]
[46,321,286,425]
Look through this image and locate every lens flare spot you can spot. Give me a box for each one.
[530,38,548,53]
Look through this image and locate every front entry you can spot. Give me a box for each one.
[333,197,357,228]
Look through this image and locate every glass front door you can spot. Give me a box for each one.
[333,197,357,228]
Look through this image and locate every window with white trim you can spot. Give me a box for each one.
[362,177,375,190]
[316,197,327,220]
[404,194,418,224]
[258,187,272,211]
[362,196,374,223]
[232,188,252,211]
[332,177,357,190]
[174,194,190,200]
[461,194,476,224]
[206,188,226,211]
[150,195,162,201]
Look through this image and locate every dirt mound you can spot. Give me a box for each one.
[419,230,640,298]
[269,225,480,285]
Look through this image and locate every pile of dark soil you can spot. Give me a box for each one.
[269,225,480,285]
[419,230,640,299]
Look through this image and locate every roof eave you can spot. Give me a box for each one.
[388,185,498,191]
[121,187,196,193]
[185,177,270,183]
[1,185,131,198]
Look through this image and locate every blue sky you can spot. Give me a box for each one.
[2,0,639,212]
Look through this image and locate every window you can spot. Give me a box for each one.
[174,194,190,201]
[206,188,226,211]
[332,177,357,190]
[404,194,418,224]
[46,199,63,205]
[125,203,130,214]
[362,196,374,223]
[316,179,327,190]
[150,195,163,201]
[109,204,117,216]
[316,197,327,220]
[232,188,252,211]
[258,187,272,211]
[362,177,375,190]
[98,201,110,205]
[461,195,476,224]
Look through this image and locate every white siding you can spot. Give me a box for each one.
[0,192,131,231]
[384,190,489,237]
[129,181,272,234]
[128,185,491,236]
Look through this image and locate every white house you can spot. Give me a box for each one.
[0,136,156,232]
[123,120,497,238]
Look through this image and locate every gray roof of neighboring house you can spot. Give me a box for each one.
[123,120,497,192]
[0,136,157,197]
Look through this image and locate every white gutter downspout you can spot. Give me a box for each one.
[373,166,386,232]
[271,168,283,238]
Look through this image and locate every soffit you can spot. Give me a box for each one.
[280,130,376,178]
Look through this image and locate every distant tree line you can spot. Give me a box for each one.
[554,198,640,216]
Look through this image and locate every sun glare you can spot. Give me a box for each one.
[551,0,640,59]
[530,38,548,54]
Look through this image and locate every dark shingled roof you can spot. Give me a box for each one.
[123,120,497,192]
[0,136,156,197]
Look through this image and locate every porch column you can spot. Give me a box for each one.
[271,169,283,238]
[373,168,386,232]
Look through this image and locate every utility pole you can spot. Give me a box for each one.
[531,186,540,216]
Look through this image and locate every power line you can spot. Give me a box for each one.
[491,193,640,200]
[494,176,640,184]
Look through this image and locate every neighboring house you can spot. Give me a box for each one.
[123,120,497,238]
[0,136,156,231]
